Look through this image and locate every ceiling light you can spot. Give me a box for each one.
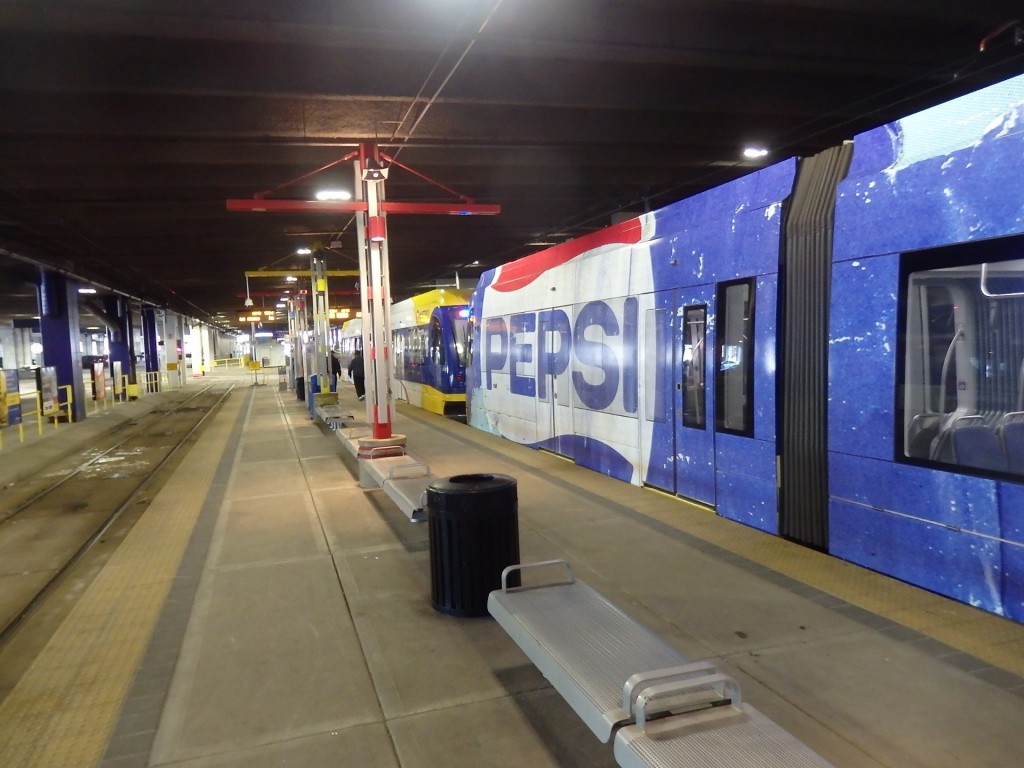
[315,189,352,201]
[243,297,254,307]
[285,276,298,283]
[276,303,285,308]
[77,287,97,294]
[296,247,312,255]
[743,146,769,159]
[361,157,389,182]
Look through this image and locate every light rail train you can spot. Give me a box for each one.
[336,288,471,416]
[466,74,1024,623]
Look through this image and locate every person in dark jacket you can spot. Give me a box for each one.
[330,350,342,391]
[347,349,365,400]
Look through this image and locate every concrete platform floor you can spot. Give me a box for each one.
[1,372,1023,767]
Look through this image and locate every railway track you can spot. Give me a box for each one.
[0,384,234,647]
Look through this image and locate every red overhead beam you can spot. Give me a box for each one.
[226,199,499,215]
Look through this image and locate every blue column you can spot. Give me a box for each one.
[37,270,86,422]
[142,307,160,391]
[104,296,133,398]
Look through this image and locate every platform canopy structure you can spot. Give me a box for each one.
[1,2,1023,338]
[229,142,500,438]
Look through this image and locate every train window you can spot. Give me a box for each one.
[715,280,755,435]
[445,307,470,367]
[682,305,707,429]
[429,317,444,365]
[901,255,1024,478]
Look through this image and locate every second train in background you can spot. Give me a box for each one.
[335,288,471,417]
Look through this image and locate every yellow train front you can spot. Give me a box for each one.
[390,289,471,417]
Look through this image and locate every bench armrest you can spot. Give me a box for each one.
[500,559,575,592]
[387,461,430,479]
[362,445,407,458]
[625,661,742,730]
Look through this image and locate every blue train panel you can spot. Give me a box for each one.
[836,77,1024,258]
[467,72,1024,625]
[831,73,1024,621]
[828,255,899,462]
[469,159,796,526]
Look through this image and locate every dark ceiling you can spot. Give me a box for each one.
[2,0,1024,332]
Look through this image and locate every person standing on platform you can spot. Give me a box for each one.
[330,349,342,391]
[347,349,365,400]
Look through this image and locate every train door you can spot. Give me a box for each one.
[641,290,677,492]
[532,306,573,453]
[673,287,716,505]
[545,305,574,455]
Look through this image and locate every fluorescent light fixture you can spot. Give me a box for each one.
[77,287,97,294]
[254,332,274,338]
[743,146,769,159]
[315,189,352,201]
[285,275,298,282]
[276,303,286,308]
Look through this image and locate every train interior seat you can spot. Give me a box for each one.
[907,413,940,460]
[952,423,1008,472]
[997,416,1024,474]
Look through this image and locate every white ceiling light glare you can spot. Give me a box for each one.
[77,287,97,294]
[743,146,769,159]
[285,275,298,283]
[315,189,352,201]
[296,247,313,255]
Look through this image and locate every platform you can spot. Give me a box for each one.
[0,371,1023,768]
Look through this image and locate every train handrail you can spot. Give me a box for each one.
[936,327,964,419]
[980,262,1024,299]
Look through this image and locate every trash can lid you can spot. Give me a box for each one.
[428,473,516,494]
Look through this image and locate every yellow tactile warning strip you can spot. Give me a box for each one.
[635,499,1024,678]
[0,390,244,768]
[408,405,1024,680]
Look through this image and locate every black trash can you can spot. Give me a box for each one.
[427,473,520,617]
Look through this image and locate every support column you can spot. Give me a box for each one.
[173,314,187,387]
[0,323,14,368]
[197,322,210,376]
[12,323,35,367]
[142,308,160,391]
[37,270,86,422]
[104,296,134,398]
[355,142,395,439]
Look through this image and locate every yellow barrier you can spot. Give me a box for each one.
[58,385,73,423]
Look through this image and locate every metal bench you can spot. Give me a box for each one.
[357,452,436,522]
[315,403,352,430]
[488,560,834,768]
[337,427,372,456]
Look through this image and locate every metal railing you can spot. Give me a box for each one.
[1,367,183,450]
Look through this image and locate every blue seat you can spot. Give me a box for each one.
[952,426,1007,472]
[1001,422,1024,474]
